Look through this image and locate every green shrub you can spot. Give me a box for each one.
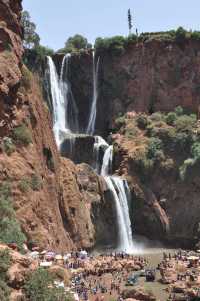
[165,112,177,126]
[24,268,69,301]
[147,137,163,159]
[0,218,26,250]
[175,115,196,132]
[12,124,32,146]
[175,27,187,43]
[174,132,194,153]
[179,158,195,181]
[0,182,26,250]
[0,182,12,199]
[0,249,11,280]
[136,114,150,130]
[0,250,11,301]
[95,36,126,54]
[191,142,200,160]
[175,106,183,116]
[31,174,42,191]
[150,112,163,122]
[115,115,126,129]
[191,31,200,41]
[2,138,15,156]
[0,279,10,301]
[18,178,30,193]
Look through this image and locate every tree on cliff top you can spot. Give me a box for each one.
[61,34,92,53]
[21,11,40,49]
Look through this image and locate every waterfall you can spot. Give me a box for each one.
[93,136,108,173]
[86,53,100,135]
[47,55,79,148]
[100,142,134,253]
[47,53,135,253]
[47,56,69,147]
[104,176,133,253]
[60,54,79,133]
[101,145,113,176]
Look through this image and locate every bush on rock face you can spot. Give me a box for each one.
[2,138,15,156]
[0,182,26,250]
[0,249,11,301]
[24,268,71,301]
[136,114,150,130]
[12,124,32,146]
[165,112,177,126]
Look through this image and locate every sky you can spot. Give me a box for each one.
[23,0,200,51]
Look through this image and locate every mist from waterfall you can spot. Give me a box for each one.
[47,54,79,148]
[86,53,100,135]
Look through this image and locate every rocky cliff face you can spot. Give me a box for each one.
[54,40,200,136]
[96,40,200,135]
[0,0,115,252]
[112,113,200,248]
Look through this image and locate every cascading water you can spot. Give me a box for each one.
[47,52,135,253]
[47,54,79,148]
[100,142,134,253]
[104,177,133,253]
[101,145,113,176]
[93,136,108,173]
[60,54,79,134]
[86,53,100,135]
[47,56,69,147]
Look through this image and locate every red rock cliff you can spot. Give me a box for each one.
[0,0,113,252]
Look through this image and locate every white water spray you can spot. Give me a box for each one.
[87,53,100,135]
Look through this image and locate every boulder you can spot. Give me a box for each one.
[122,286,156,301]
[48,265,71,286]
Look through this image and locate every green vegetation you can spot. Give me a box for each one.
[58,34,92,54]
[94,27,200,54]
[2,138,15,156]
[21,11,40,49]
[116,106,200,183]
[0,249,11,301]
[95,35,137,54]
[21,10,54,70]
[19,174,42,193]
[31,174,42,191]
[136,114,150,129]
[165,112,177,126]
[0,182,26,250]
[12,124,32,146]
[24,268,71,301]
[18,178,31,193]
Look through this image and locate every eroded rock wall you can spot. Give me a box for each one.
[0,0,114,252]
